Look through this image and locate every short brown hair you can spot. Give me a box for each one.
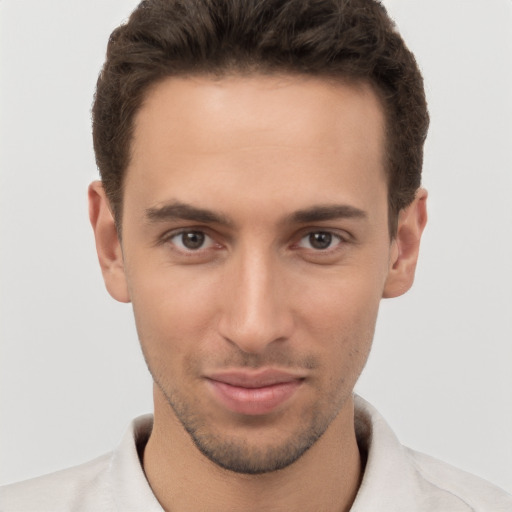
[92,0,429,234]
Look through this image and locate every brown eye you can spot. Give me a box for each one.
[169,231,214,251]
[308,232,332,250]
[181,231,205,249]
[297,231,344,251]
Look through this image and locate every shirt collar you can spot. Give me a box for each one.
[351,395,429,511]
[106,396,459,511]
[107,414,163,511]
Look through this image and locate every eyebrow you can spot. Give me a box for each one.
[145,201,367,226]
[287,204,367,224]
[145,201,233,226]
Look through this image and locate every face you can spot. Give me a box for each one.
[99,75,401,474]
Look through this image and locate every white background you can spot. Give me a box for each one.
[1,0,511,494]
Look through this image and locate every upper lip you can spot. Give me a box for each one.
[206,368,306,388]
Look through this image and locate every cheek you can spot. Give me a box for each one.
[128,267,221,362]
[296,269,383,377]
[298,264,384,335]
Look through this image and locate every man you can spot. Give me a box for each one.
[1,0,511,510]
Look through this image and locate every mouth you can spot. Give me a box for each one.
[205,369,305,416]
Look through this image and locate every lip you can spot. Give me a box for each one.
[205,369,305,416]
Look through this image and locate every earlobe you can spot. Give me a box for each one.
[383,188,428,298]
[88,181,131,303]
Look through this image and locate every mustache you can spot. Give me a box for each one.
[203,349,320,371]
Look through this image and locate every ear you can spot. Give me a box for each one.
[383,188,428,298]
[88,181,131,303]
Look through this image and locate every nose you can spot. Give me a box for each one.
[217,248,294,354]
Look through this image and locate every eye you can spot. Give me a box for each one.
[297,231,343,251]
[168,230,216,252]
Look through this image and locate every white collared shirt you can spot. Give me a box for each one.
[2,396,511,511]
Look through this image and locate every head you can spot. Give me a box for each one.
[89,0,428,475]
[92,0,428,236]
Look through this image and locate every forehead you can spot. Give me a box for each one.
[133,74,385,156]
[125,74,387,221]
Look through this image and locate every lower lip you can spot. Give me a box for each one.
[206,379,303,415]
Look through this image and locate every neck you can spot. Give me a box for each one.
[143,388,362,512]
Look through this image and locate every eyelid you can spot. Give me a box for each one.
[159,227,221,253]
[290,228,353,258]
[302,233,340,248]
[295,227,349,243]
[156,225,352,255]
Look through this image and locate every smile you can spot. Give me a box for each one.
[205,369,305,416]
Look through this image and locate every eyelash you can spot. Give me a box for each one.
[161,229,220,255]
[294,231,346,252]
[160,228,350,258]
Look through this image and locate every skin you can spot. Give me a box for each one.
[89,75,427,512]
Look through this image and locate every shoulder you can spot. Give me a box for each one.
[0,453,115,512]
[406,448,512,511]
[353,395,512,511]
[0,415,158,512]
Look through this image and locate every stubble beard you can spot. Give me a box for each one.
[152,374,347,475]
